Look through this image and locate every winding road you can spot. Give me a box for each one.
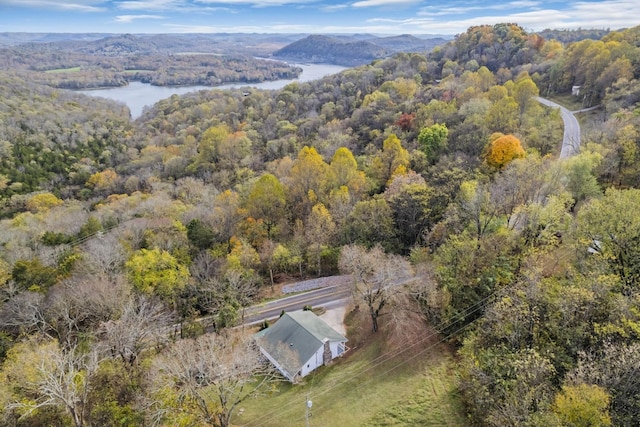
[235,97,590,327]
[535,97,583,158]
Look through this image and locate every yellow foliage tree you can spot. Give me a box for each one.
[553,384,612,427]
[484,133,526,169]
[86,169,119,193]
[25,192,63,213]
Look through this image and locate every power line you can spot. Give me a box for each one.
[243,281,512,427]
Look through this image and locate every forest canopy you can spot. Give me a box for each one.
[1,22,640,426]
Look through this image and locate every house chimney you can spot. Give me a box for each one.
[322,338,332,366]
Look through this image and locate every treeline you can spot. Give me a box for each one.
[0,45,301,89]
[0,23,639,426]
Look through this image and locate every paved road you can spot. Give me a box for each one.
[535,97,582,158]
[242,284,351,325]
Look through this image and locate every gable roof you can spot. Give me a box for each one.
[255,311,347,379]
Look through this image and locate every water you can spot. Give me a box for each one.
[78,63,347,119]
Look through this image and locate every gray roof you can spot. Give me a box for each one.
[255,311,347,379]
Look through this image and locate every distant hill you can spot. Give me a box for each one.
[273,34,447,66]
[273,35,389,66]
[365,34,448,52]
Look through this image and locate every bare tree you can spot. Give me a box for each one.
[149,331,277,427]
[6,338,100,427]
[0,291,48,337]
[80,232,127,276]
[190,251,223,283]
[339,244,413,332]
[98,296,174,366]
[45,275,130,348]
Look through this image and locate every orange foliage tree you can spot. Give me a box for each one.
[483,133,526,169]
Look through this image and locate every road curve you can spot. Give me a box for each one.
[535,97,581,158]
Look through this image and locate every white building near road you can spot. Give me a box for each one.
[254,310,348,383]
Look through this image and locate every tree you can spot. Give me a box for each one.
[86,169,119,195]
[329,146,366,195]
[305,203,336,276]
[287,146,330,220]
[25,192,63,213]
[368,134,410,189]
[125,248,189,303]
[484,133,526,169]
[339,245,413,332]
[568,342,640,426]
[417,123,448,162]
[11,258,58,292]
[342,198,399,252]
[1,338,100,427]
[149,331,277,427]
[486,96,519,134]
[245,173,286,239]
[384,174,433,251]
[553,384,612,427]
[98,296,173,367]
[575,188,640,295]
[210,189,243,252]
[513,73,540,118]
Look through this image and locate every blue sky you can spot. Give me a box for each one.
[0,0,638,35]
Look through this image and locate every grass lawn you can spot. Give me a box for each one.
[44,67,81,74]
[233,309,466,427]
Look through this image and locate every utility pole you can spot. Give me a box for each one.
[305,393,312,427]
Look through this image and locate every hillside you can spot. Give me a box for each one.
[365,34,448,52]
[273,34,390,66]
[273,33,447,65]
[1,23,640,426]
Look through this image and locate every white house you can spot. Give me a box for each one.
[254,311,348,383]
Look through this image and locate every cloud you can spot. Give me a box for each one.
[321,3,349,12]
[412,0,640,33]
[418,1,542,17]
[0,0,106,12]
[116,0,186,11]
[196,0,320,6]
[352,0,420,7]
[115,14,165,22]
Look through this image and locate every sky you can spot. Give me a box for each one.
[0,0,639,35]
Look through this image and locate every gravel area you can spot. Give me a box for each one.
[319,305,347,336]
[281,274,352,294]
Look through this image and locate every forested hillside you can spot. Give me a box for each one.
[0,33,302,89]
[1,22,640,426]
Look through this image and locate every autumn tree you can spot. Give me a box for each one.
[368,133,410,190]
[125,248,189,304]
[149,332,277,427]
[513,72,540,118]
[25,192,64,213]
[329,146,366,195]
[305,203,336,276]
[245,173,286,239]
[553,384,612,427]
[483,132,526,169]
[575,188,640,295]
[339,244,413,332]
[1,338,100,427]
[287,146,330,220]
[341,198,399,252]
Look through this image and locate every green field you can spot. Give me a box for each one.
[44,67,82,74]
[233,310,466,427]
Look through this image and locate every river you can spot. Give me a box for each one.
[79,63,347,119]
